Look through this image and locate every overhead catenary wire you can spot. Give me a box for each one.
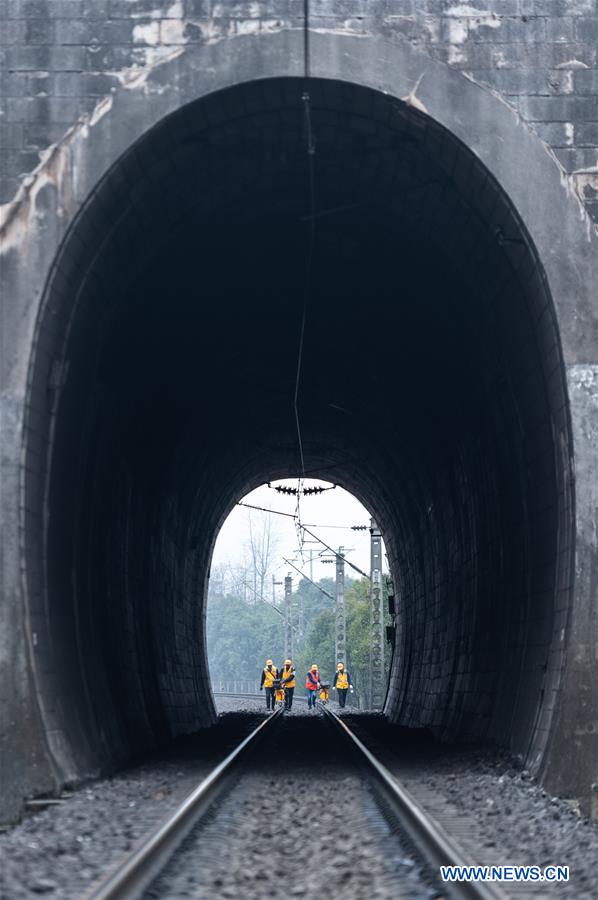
[236,501,368,531]
[300,524,371,581]
[283,557,335,601]
[292,0,316,496]
[238,501,298,519]
[303,0,311,80]
[241,576,301,635]
[294,502,306,565]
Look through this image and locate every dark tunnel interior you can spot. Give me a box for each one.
[23,78,574,784]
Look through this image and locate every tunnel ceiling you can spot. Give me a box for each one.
[24,78,573,783]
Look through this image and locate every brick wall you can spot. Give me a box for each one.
[1,1,598,221]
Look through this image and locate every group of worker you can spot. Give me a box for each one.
[260,659,353,711]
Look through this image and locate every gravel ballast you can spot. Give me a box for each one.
[145,713,437,900]
[2,698,597,898]
[345,714,598,898]
[0,710,262,899]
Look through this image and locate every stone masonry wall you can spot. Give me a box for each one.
[1,1,598,223]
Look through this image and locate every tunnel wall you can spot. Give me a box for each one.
[1,14,598,822]
[2,2,598,224]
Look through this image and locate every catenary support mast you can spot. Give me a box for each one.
[335,548,347,667]
[284,574,293,659]
[369,520,385,709]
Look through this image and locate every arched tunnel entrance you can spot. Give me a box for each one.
[23,77,574,788]
[206,480,385,708]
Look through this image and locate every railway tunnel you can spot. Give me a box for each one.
[19,75,576,806]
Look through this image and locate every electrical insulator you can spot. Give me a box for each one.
[274,485,299,495]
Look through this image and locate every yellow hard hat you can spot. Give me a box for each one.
[337,663,344,669]
[311,664,318,670]
[284,659,292,666]
[266,659,273,666]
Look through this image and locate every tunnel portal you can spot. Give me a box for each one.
[22,78,573,797]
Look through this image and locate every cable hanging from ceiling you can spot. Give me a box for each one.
[293,0,317,547]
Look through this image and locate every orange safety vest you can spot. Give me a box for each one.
[306,670,319,690]
[336,671,349,690]
[263,666,278,688]
[281,666,296,688]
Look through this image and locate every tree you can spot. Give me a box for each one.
[246,510,279,604]
[345,579,372,706]
[294,608,335,688]
[292,575,336,639]
[291,577,391,707]
[207,589,285,684]
[206,570,392,704]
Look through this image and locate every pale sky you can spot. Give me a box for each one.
[211,479,386,593]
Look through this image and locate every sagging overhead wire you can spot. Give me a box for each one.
[236,501,368,532]
[293,0,316,516]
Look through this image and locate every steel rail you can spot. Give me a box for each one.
[85,706,284,900]
[322,707,506,900]
[213,690,307,703]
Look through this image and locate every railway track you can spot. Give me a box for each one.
[86,705,506,900]
[322,707,505,900]
[85,707,284,900]
[213,689,307,703]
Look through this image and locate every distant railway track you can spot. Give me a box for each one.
[213,689,307,703]
[86,705,505,900]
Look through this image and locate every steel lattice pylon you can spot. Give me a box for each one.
[369,520,385,709]
[335,550,346,667]
[284,574,293,660]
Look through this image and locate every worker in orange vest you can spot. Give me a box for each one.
[260,659,278,711]
[306,664,320,710]
[333,662,352,708]
[279,659,296,710]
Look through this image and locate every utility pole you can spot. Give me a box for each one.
[298,543,318,592]
[298,587,305,639]
[335,548,347,667]
[298,546,317,582]
[272,574,283,606]
[288,544,317,637]
[368,519,385,709]
[284,574,293,660]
